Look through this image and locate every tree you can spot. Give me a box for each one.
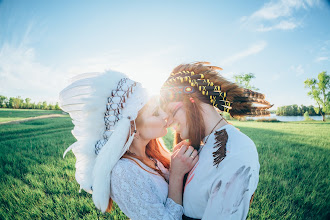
[304,71,330,121]
[12,96,23,109]
[304,111,310,121]
[0,95,7,108]
[42,101,48,110]
[25,98,31,109]
[55,102,61,110]
[8,97,14,108]
[48,104,55,110]
[37,102,42,109]
[233,73,259,91]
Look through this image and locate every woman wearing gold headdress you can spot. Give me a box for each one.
[160,62,272,220]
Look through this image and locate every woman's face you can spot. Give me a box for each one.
[163,102,189,140]
[136,98,168,140]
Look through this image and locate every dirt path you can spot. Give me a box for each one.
[0,114,65,125]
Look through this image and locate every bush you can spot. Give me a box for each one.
[255,118,280,122]
[221,112,231,120]
[304,111,310,121]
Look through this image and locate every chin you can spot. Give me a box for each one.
[179,132,188,140]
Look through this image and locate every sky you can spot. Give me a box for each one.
[0,0,330,110]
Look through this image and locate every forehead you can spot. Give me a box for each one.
[142,96,159,113]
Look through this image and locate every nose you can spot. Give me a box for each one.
[158,108,171,127]
[159,108,168,120]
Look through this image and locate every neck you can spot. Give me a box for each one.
[202,103,228,136]
[129,136,150,159]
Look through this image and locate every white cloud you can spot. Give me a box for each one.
[221,41,267,66]
[0,43,66,103]
[241,0,320,32]
[315,56,329,62]
[257,20,299,32]
[290,64,304,76]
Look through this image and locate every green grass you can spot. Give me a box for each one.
[0,111,329,219]
[0,117,127,220]
[0,108,63,123]
[230,120,330,220]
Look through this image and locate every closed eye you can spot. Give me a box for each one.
[152,106,160,116]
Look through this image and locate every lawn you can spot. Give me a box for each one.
[230,120,330,219]
[0,108,63,123]
[0,110,329,219]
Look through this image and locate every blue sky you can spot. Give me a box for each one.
[0,0,329,109]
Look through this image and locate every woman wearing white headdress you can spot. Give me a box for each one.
[59,70,198,220]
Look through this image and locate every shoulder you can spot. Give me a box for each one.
[205,124,258,167]
[221,125,257,153]
[111,158,142,178]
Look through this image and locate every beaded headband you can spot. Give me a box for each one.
[161,70,232,112]
[95,78,137,154]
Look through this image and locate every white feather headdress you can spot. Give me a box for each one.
[59,70,149,212]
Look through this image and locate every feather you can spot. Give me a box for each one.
[92,118,130,212]
[213,129,228,168]
[59,70,150,212]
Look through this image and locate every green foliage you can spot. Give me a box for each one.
[233,73,259,91]
[8,97,14,108]
[55,102,61,110]
[304,111,310,120]
[221,112,231,120]
[0,95,7,108]
[254,118,279,122]
[0,95,61,110]
[25,98,31,109]
[304,71,330,121]
[276,104,321,116]
[42,101,48,110]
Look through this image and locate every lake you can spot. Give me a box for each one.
[246,113,324,121]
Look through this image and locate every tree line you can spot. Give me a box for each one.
[276,104,321,116]
[235,71,329,121]
[0,95,61,110]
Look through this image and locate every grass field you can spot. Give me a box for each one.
[0,110,329,219]
[0,109,63,123]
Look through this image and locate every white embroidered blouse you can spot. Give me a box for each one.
[183,124,260,219]
[111,157,184,220]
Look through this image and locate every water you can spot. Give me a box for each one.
[246,113,324,122]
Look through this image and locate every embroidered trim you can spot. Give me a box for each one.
[213,129,228,167]
[95,78,137,155]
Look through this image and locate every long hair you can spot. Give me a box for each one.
[161,62,272,149]
[106,103,171,213]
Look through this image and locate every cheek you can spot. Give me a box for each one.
[141,118,166,139]
[175,111,187,127]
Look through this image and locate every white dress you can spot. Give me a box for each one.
[111,157,184,220]
[183,124,260,220]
